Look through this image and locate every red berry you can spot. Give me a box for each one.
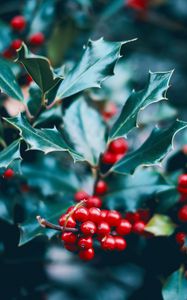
[61,232,77,244]
[89,207,101,223]
[3,48,15,59]
[178,174,187,187]
[73,207,89,222]
[3,168,14,179]
[106,210,121,226]
[64,243,78,252]
[179,194,187,203]
[102,151,117,164]
[116,219,132,235]
[178,186,187,195]
[10,15,26,31]
[59,214,76,228]
[29,32,45,46]
[108,138,128,155]
[101,235,116,251]
[102,102,117,121]
[66,206,75,213]
[115,237,127,251]
[97,221,110,236]
[138,209,150,223]
[132,221,145,235]
[125,212,140,224]
[11,39,22,50]
[79,248,94,261]
[25,74,33,85]
[81,221,96,236]
[78,237,93,249]
[74,190,89,202]
[95,180,108,195]
[127,0,148,10]
[86,196,102,208]
[116,154,124,161]
[175,232,186,246]
[178,205,187,223]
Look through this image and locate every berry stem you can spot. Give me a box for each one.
[36,216,78,232]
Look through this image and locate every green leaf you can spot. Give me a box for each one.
[63,97,106,165]
[162,268,187,300]
[110,120,187,175]
[0,21,13,52]
[16,43,62,94]
[56,38,132,100]
[0,58,23,101]
[104,168,175,211]
[26,83,42,116]
[0,139,21,170]
[4,114,83,162]
[109,70,173,140]
[145,214,176,236]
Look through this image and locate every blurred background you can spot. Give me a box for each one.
[0,0,187,299]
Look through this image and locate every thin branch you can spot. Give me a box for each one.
[36,216,78,233]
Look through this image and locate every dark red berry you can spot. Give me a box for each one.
[89,207,101,223]
[108,138,128,155]
[79,248,94,261]
[178,205,187,222]
[106,210,121,226]
[175,232,186,246]
[29,32,45,46]
[66,206,75,213]
[3,168,14,179]
[10,15,26,31]
[74,190,89,202]
[81,221,96,236]
[25,74,33,85]
[138,209,150,223]
[61,232,77,244]
[115,237,127,251]
[102,151,117,164]
[178,186,187,195]
[102,102,117,121]
[11,39,22,50]
[3,48,15,59]
[73,207,89,222]
[125,212,140,224]
[127,0,148,10]
[178,174,187,187]
[97,221,110,236]
[78,237,93,249]
[116,219,132,235]
[95,180,108,195]
[59,214,76,228]
[86,196,102,208]
[101,235,116,251]
[64,243,78,252]
[132,221,145,234]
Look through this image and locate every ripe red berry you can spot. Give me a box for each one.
[178,186,187,195]
[102,151,117,164]
[178,174,187,187]
[106,210,121,226]
[132,221,145,234]
[101,235,116,251]
[74,190,89,202]
[95,180,108,195]
[108,138,128,155]
[100,210,108,220]
[64,243,78,252]
[81,221,96,236]
[127,0,148,10]
[73,207,89,222]
[3,168,14,179]
[86,196,102,208]
[116,219,132,235]
[61,232,77,244]
[97,221,110,236]
[175,232,186,246]
[10,15,26,31]
[89,207,101,223]
[59,214,76,228]
[178,205,187,223]
[125,212,140,224]
[11,39,22,50]
[3,48,15,59]
[116,154,124,162]
[29,32,45,46]
[79,248,94,261]
[66,206,75,213]
[25,74,33,85]
[138,209,150,223]
[78,237,93,249]
[115,237,127,251]
[102,102,117,121]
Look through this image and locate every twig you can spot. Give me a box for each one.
[36,216,78,232]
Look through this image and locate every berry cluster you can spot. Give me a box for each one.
[102,138,128,165]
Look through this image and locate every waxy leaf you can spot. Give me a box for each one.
[16,43,61,94]
[162,268,187,300]
[109,71,173,140]
[110,120,187,175]
[4,114,83,162]
[145,214,176,236]
[0,139,21,169]
[56,38,131,100]
[63,97,106,165]
[0,58,23,101]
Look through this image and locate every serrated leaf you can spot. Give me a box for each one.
[0,58,23,101]
[0,139,21,169]
[162,268,187,300]
[145,214,176,236]
[4,114,83,162]
[109,71,173,140]
[104,168,175,211]
[110,120,187,175]
[56,38,132,100]
[16,43,62,94]
[63,97,106,165]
